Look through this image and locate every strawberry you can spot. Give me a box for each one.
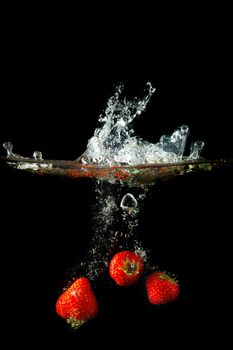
[56,277,98,329]
[109,250,144,286]
[146,272,180,304]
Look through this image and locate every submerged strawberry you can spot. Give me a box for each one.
[109,250,144,287]
[56,277,98,329]
[146,272,180,305]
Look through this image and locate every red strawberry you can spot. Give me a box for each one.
[109,250,144,286]
[56,277,98,329]
[146,272,180,304]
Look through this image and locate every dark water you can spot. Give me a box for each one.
[1,127,232,348]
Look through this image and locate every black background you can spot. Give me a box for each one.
[0,6,232,348]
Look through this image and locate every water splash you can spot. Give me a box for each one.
[80,82,204,166]
[3,142,13,157]
[2,142,52,171]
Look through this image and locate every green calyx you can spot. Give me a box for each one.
[121,257,139,275]
[67,317,86,330]
[158,273,178,285]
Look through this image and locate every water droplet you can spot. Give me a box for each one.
[146,81,156,94]
[139,192,147,200]
[98,114,107,123]
[189,141,205,159]
[115,83,124,94]
[3,142,13,157]
[33,151,43,160]
[181,125,189,134]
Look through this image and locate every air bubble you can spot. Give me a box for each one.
[120,193,138,214]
